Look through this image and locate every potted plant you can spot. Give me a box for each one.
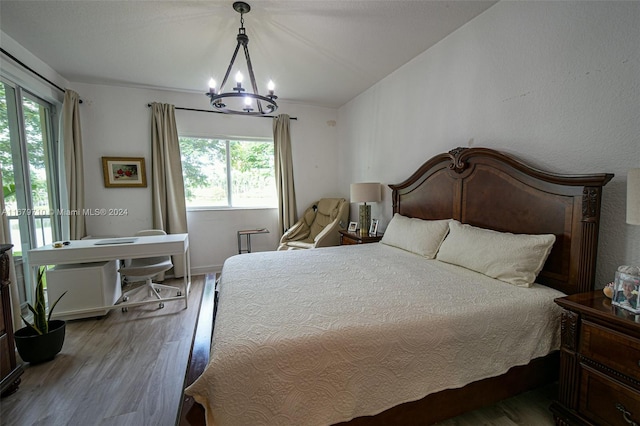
[14,267,67,364]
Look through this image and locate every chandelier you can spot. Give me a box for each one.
[206,2,278,116]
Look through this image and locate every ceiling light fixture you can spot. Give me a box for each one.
[206,2,278,116]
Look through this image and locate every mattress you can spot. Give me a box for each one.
[185,243,564,426]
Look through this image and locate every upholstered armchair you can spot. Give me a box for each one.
[278,198,349,250]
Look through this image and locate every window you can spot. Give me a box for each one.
[1,77,60,309]
[179,136,277,208]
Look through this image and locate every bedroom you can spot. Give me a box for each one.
[0,0,639,425]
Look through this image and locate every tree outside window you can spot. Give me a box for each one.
[179,137,276,208]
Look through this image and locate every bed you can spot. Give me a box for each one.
[184,147,613,425]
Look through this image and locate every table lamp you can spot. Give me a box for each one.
[612,169,640,313]
[350,182,381,235]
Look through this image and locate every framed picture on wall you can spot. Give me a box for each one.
[369,219,379,236]
[102,157,147,188]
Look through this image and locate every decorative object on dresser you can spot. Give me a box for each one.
[339,229,383,245]
[350,182,381,235]
[0,244,23,397]
[551,291,640,426]
[14,267,67,364]
[612,265,640,313]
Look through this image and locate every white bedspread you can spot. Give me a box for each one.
[185,243,564,426]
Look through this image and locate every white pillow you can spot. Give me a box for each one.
[380,214,451,258]
[436,221,556,287]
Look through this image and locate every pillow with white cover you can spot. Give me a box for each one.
[380,214,451,258]
[436,220,556,287]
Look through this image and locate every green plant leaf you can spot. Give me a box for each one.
[47,290,67,322]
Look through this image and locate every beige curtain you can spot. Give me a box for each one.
[150,103,188,277]
[0,169,22,331]
[273,114,297,236]
[61,89,86,239]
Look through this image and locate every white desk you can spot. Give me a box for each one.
[28,233,191,316]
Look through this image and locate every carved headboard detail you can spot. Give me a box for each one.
[389,147,613,294]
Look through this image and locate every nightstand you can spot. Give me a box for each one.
[551,291,640,426]
[339,230,383,245]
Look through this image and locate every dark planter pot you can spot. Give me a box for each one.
[14,320,66,364]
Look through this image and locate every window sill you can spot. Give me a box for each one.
[187,206,278,213]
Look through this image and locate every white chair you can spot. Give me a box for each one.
[118,230,180,311]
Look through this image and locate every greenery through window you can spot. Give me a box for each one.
[179,137,277,208]
[1,78,60,310]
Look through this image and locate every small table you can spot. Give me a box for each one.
[237,229,270,254]
[339,229,383,245]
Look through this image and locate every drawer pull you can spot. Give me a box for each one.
[616,403,639,426]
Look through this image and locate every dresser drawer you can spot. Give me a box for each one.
[0,333,10,378]
[579,364,640,426]
[580,320,640,383]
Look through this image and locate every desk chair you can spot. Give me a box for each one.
[118,230,180,311]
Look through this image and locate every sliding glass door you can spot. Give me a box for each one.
[0,77,60,310]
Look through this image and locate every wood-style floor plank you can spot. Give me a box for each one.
[0,275,204,426]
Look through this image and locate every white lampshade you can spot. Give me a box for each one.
[350,183,381,203]
[628,168,640,225]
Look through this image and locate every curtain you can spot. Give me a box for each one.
[150,103,188,277]
[60,89,86,240]
[273,114,297,236]
[0,169,22,331]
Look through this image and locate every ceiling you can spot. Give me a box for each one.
[0,1,496,109]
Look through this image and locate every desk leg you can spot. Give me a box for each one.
[183,248,191,309]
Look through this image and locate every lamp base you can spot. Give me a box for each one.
[359,204,371,236]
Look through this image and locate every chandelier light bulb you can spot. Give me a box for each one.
[267,80,275,91]
[208,78,217,95]
[235,71,244,83]
[243,96,254,112]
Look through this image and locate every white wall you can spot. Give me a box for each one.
[70,82,339,273]
[338,1,640,286]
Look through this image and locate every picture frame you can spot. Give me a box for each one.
[612,267,640,314]
[369,218,379,236]
[347,221,358,232]
[102,157,147,188]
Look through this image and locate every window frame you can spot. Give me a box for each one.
[1,75,62,311]
[179,134,277,211]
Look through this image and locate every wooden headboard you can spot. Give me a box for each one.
[389,147,613,295]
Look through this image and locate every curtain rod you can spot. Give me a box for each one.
[1,47,83,103]
[147,103,297,120]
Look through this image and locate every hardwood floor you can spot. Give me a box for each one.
[0,275,205,426]
[434,383,556,425]
[1,272,557,426]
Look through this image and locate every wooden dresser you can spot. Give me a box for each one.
[0,244,23,397]
[551,291,640,426]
